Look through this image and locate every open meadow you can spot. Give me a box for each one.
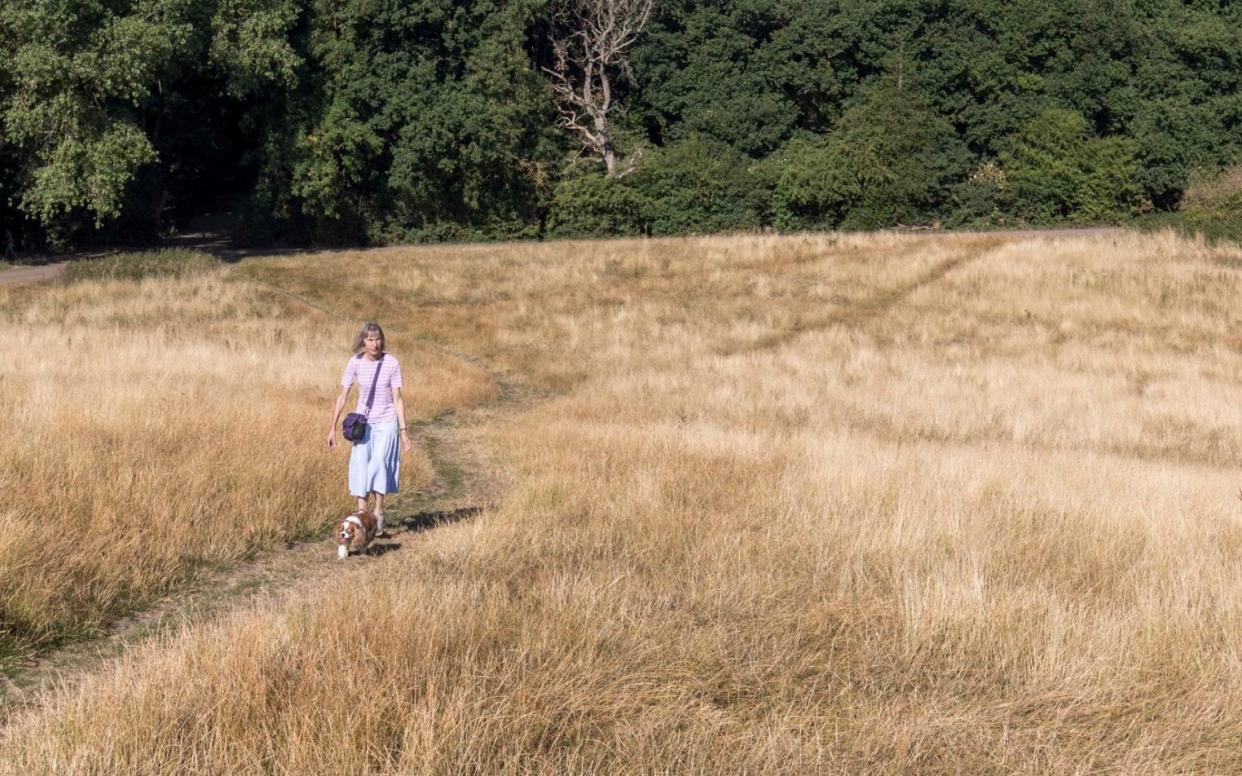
[2,230,1242,772]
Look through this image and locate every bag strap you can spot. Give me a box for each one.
[357,352,385,418]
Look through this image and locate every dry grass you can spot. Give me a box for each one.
[0,266,496,660]
[3,229,1242,772]
[1181,165,1242,211]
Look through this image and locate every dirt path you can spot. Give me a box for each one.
[0,348,546,724]
[0,261,70,286]
[726,239,1000,356]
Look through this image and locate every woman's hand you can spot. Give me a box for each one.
[400,428,411,453]
[327,429,337,451]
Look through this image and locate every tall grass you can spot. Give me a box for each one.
[0,263,495,661]
[3,231,1242,771]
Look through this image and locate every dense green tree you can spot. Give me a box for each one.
[771,74,968,229]
[1002,108,1141,222]
[632,2,801,156]
[273,0,561,244]
[2,0,1239,248]
[631,0,909,157]
[546,170,653,236]
[0,0,301,247]
[1128,5,1242,207]
[632,133,763,234]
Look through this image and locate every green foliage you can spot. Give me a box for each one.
[633,3,800,157]
[0,0,301,246]
[1076,136,1143,222]
[246,0,561,245]
[632,135,763,235]
[2,0,1241,246]
[631,0,909,158]
[0,0,189,237]
[1002,109,1087,221]
[209,0,303,98]
[767,137,858,230]
[546,135,764,238]
[949,162,1009,227]
[63,249,218,283]
[1002,108,1142,223]
[770,78,968,230]
[835,79,968,229]
[21,123,158,228]
[546,173,653,238]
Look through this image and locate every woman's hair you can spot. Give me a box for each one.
[351,321,386,353]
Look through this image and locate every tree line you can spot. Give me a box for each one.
[2,0,1239,250]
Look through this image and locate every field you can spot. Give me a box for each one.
[1,230,1241,772]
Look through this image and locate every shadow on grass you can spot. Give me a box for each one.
[402,506,487,533]
[364,542,402,557]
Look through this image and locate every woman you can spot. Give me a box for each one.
[327,321,412,534]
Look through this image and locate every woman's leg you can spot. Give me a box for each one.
[365,421,399,534]
[356,495,368,513]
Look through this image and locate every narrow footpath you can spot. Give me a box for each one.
[0,357,546,724]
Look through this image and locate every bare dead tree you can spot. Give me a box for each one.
[543,0,653,178]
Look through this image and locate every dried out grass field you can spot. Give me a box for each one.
[2,230,1242,772]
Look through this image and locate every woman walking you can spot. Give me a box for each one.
[327,321,411,534]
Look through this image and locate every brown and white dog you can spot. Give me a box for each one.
[336,509,378,559]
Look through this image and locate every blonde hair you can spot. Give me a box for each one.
[351,321,385,354]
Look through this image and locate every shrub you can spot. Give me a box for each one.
[631,135,764,235]
[1002,108,1142,223]
[1077,136,1145,221]
[770,79,968,230]
[949,161,1009,227]
[545,173,653,238]
[767,137,858,230]
[834,83,969,229]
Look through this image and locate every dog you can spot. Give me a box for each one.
[336,509,378,559]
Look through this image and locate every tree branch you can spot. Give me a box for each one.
[544,0,653,177]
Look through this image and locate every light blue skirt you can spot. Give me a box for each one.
[348,419,400,497]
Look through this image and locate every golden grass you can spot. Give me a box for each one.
[0,268,495,658]
[3,229,1242,772]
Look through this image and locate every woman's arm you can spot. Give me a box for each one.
[327,386,351,450]
[394,386,412,453]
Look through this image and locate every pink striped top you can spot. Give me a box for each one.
[340,354,404,424]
